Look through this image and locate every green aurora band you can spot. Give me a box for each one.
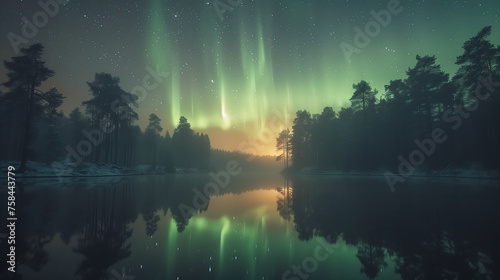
[144,0,500,150]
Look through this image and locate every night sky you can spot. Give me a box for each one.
[1,0,499,154]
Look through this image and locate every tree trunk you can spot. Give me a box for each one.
[18,82,35,172]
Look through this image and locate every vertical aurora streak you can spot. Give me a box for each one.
[137,0,500,153]
[147,0,179,124]
[4,0,498,154]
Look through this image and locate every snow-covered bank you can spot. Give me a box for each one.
[290,166,500,180]
[0,161,178,179]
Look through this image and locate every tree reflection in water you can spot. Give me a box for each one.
[73,187,133,280]
[276,178,293,222]
[9,175,500,280]
[276,177,499,279]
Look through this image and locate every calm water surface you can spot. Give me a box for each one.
[2,174,500,280]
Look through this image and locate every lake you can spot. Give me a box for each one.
[3,174,500,280]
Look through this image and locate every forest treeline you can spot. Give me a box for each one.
[277,26,500,172]
[0,44,210,172]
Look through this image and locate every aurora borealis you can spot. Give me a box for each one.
[1,0,499,154]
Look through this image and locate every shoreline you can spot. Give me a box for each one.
[0,160,206,180]
[2,161,499,181]
[283,167,500,181]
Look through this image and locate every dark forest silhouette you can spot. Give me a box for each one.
[2,27,498,174]
[0,44,210,172]
[277,26,500,173]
